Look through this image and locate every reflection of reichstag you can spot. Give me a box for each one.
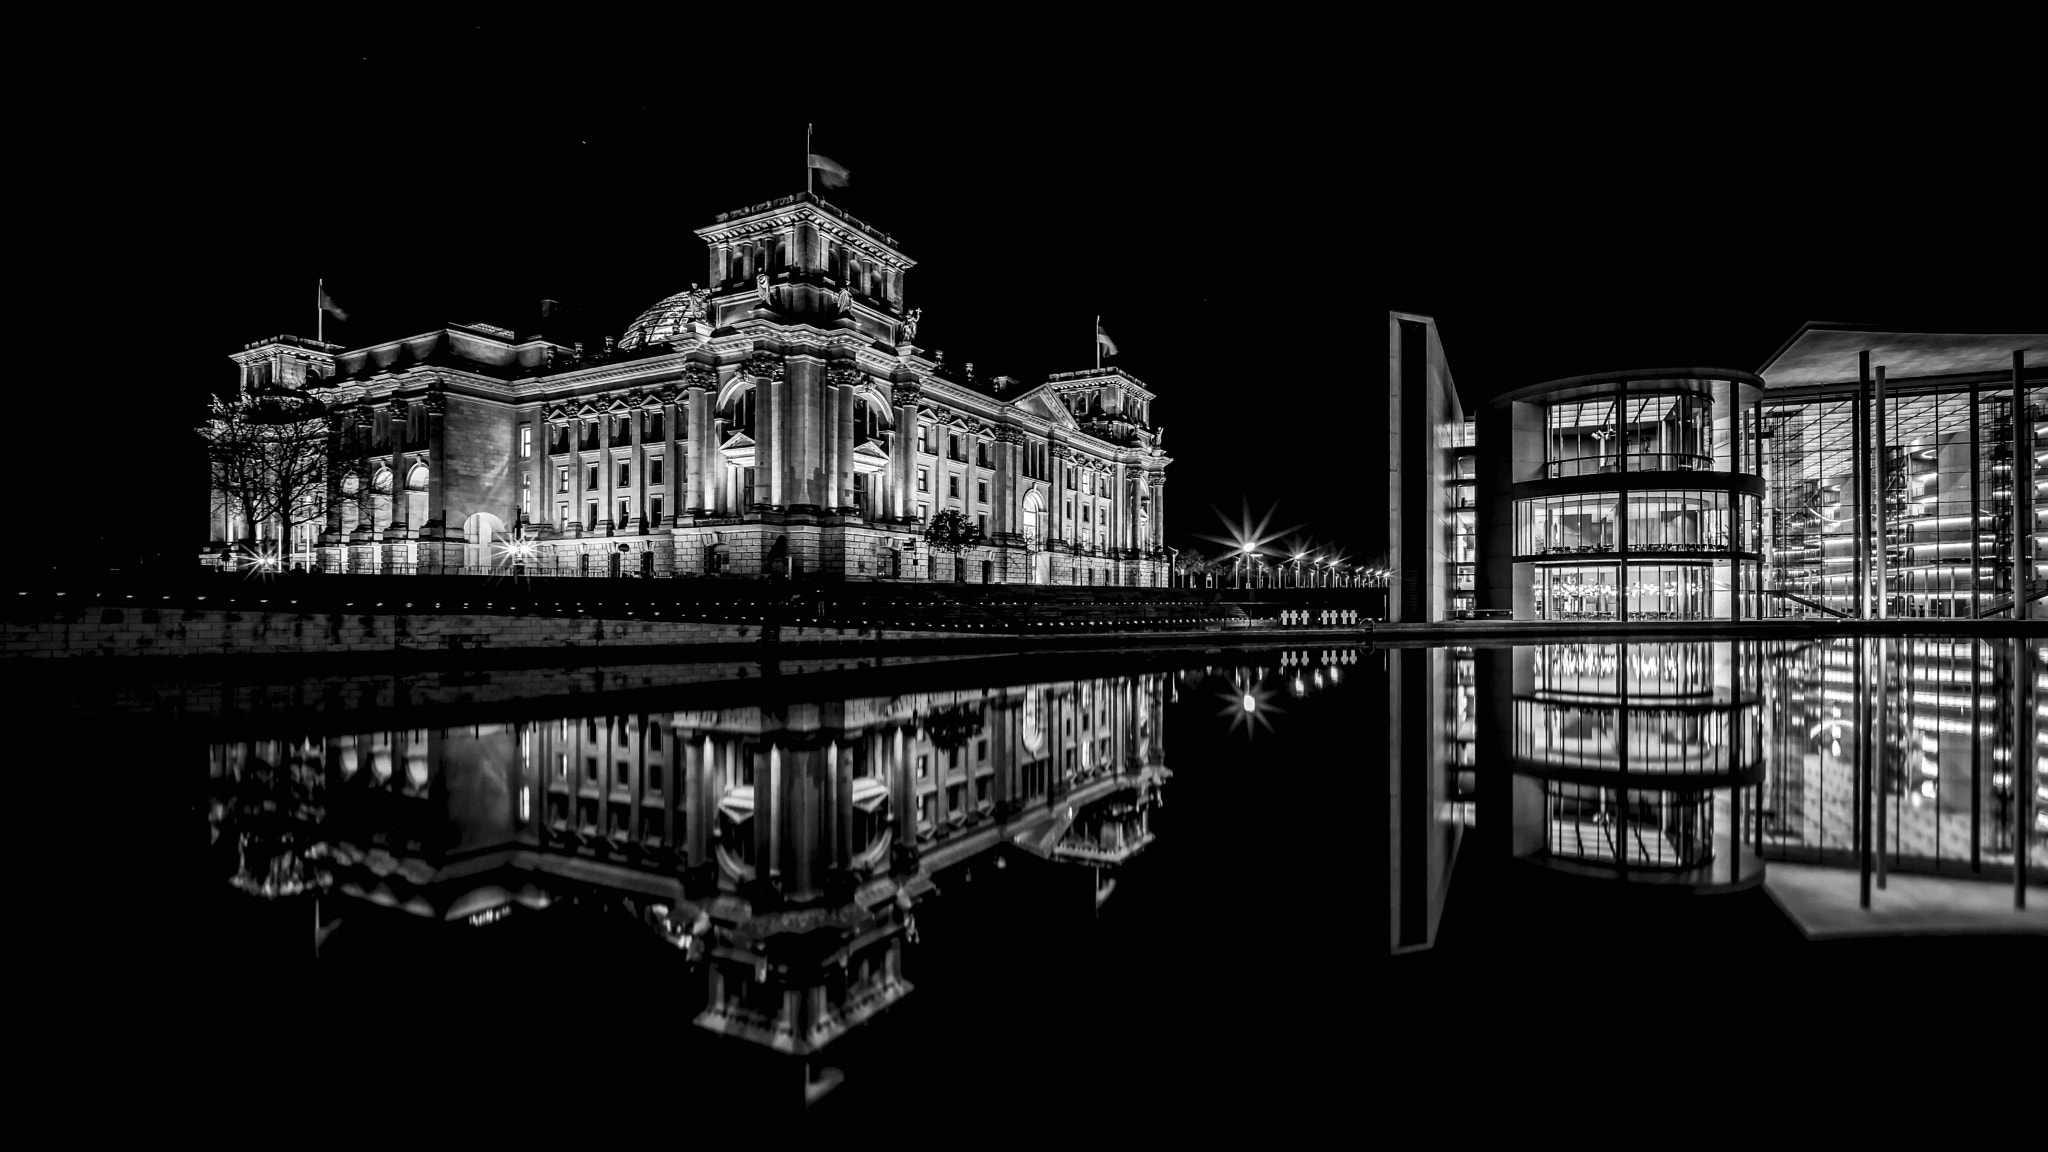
[207,671,1168,1057]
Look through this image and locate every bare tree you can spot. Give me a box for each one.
[201,389,384,559]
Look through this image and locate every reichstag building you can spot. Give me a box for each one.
[213,192,1170,586]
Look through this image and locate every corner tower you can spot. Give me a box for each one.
[693,193,916,346]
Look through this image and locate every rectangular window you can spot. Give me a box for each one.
[977,514,988,536]
[557,467,568,493]
[523,487,532,515]
[949,434,960,459]
[650,458,663,485]
[1067,468,1076,489]
[585,756,598,781]
[918,503,929,522]
[977,481,988,504]
[558,502,569,526]
[588,464,599,488]
[976,738,988,760]
[917,467,929,492]
[556,753,567,779]
[587,501,598,526]
[650,495,663,523]
[1083,506,1091,523]
[977,443,990,468]
[917,754,929,779]
[618,498,630,525]
[949,475,960,498]
[520,426,532,458]
[1066,501,1074,522]
[919,427,931,453]
[618,461,630,486]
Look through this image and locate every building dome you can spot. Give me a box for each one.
[618,287,710,350]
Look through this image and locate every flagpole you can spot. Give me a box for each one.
[807,124,813,196]
[1096,315,1101,370]
[318,279,323,344]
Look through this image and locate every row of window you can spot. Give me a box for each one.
[542,459,669,494]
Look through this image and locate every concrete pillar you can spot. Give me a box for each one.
[2013,355,2033,620]
[422,392,448,571]
[688,380,714,514]
[992,429,1016,537]
[385,400,410,536]
[1875,365,1889,618]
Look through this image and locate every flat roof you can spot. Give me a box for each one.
[1757,323,2046,387]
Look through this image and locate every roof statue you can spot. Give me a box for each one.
[836,284,853,315]
[756,272,770,304]
[903,308,922,340]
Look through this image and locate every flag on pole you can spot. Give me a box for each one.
[319,283,348,321]
[1095,320,1118,357]
[807,153,850,189]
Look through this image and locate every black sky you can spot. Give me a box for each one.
[81,17,2033,570]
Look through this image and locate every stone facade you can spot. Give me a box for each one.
[212,192,1172,587]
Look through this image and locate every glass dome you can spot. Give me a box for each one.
[618,287,710,350]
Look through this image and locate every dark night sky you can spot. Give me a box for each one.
[75,17,2032,571]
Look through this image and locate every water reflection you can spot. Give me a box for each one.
[1478,642,1766,890]
[1469,637,2046,892]
[208,670,1170,1059]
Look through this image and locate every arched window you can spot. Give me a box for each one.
[855,395,883,442]
[727,387,756,438]
[406,462,429,490]
[1022,490,1044,544]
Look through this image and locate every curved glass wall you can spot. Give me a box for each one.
[1545,391,1717,478]
[1515,490,1759,556]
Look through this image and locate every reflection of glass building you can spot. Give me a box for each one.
[206,671,1169,1057]
[1479,370,1768,621]
[1476,642,1767,891]
[1758,637,2047,878]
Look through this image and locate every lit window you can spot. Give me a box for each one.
[557,502,568,525]
[522,487,532,515]
[520,426,532,458]
[917,467,929,492]
[918,503,929,522]
[919,427,931,453]
[557,466,568,493]
[618,499,630,525]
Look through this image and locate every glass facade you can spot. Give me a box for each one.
[1763,384,2044,618]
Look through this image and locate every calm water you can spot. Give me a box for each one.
[182,636,2043,1121]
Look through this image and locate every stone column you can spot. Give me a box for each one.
[421,391,449,571]
[1050,446,1070,543]
[1151,474,1166,551]
[992,428,1018,537]
[568,414,586,539]
[384,400,410,537]
[661,393,680,526]
[752,355,784,509]
[685,367,715,515]
[832,371,858,513]
[599,408,617,537]
[627,400,647,535]
[893,381,922,521]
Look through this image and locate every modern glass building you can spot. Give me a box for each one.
[1753,326,2044,619]
[1477,368,1768,621]
[1473,329,2045,621]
